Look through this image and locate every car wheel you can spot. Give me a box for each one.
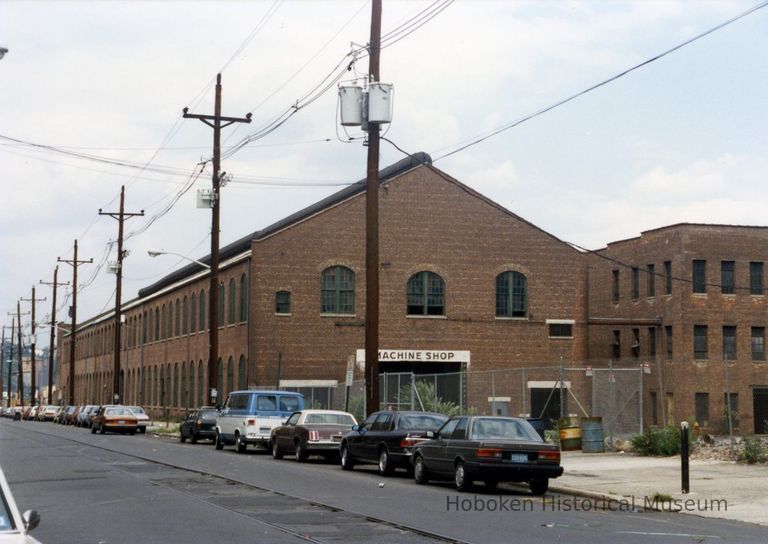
[295,440,308,462]
[100,425,106,435]
[235,433,247,454]
[413,455,429,485]
[190,433,198,445]
[215,431,224,450]
[272,439,284,459]
[378,447,393,476]
[529,478,549,496]
[180,431,186,443]
[484,479,499,490]
[130,430,136,436]
[91,426,96,434]
[140,427,146,434]
[454,461,472,492]
[340,443,354,471]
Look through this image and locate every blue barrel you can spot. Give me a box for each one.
[581,417,605,453]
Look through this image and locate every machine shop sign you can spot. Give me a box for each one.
[356,349,470,364]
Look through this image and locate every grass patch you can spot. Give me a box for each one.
[631,426,690,456]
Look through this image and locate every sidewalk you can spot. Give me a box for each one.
[551,451,768,526]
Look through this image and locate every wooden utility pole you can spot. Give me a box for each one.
[16,301,25,407]
[58,240,93,405]
[0,324,6,406]
[99,186,144,404]
[364,0,383,416]
[41,266,67,404]
[21,287,46,405]
[5,318,14,407]
[183,74,251,406]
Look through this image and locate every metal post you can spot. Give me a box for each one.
[521,369,526,415]
[724,359,734,447]
[608,359,614,444]
[16,301,23,408]
[491,370,496,415]
[680,421,690,493]
[559,356,565,420]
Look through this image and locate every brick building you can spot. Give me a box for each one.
[588,224,768,434]
[57,158,768,434]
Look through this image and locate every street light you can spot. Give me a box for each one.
[0,47,8,60]
[147,249,211,269]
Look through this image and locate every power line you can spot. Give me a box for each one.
[431,0,768,162]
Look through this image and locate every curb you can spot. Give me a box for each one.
[549,484,676,513]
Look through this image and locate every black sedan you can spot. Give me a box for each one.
[340,410,448,476]
[411,416,563,494]
[179,408,218,444]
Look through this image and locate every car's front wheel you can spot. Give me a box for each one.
[272,439,283,459]
[340,444,354,471]
[180,430,186,443]
[190,432,198,445]
[378,447,393,476]
[529,478,549,496]
[235,433,247,454]
[413,455,429,485]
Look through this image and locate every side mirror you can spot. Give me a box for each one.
[426,431,435,439]
[23,510,40,532]
[351,424,360,432]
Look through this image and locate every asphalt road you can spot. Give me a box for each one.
[1,418,766,544]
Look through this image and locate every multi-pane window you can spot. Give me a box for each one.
[692,260,706,293]
[665,325,673,359]
[321,266,355,314]
[650,391,658,426]
[182,297,189,335]
[647,264,655,297]
[612,270,620,303]
[612,330,620,359]
[190,293,196,333]
[407,271,445,316]
[750,262,764,295]
[694,325,708,359]
[495,271,527,318]
[631,328,640,359]
[631,267,639,300]
[275,291,291,314]
[239,274,248,322]
[664,260,672,295]
[175,298,181,336]
[228,278,236,325]
[752,327,765,361]
[548,323,573,338]
[721,261,735,294]
[648,327,656,357]
[218,284,225,326]
[154,308,160,341]
[199,289,206,332]
[695,392,710,427]
[723,326,737,360]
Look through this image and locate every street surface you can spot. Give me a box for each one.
[1,419,765,544]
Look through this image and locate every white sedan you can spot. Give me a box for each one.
[0,465,42,543]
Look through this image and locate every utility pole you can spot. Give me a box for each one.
[364,0,383,417]
[58,240,93,405]
[99,186,144,404]
[5,318,14,407]
[183,73,251,406]
[16,301,26,407]
[1,324,6,406]
[41,267,67,405]
[21,287,46,405]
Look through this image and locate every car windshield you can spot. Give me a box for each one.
[0,490,15,531]
[127,407,145,415]
[305,413,355,425]
[199,411,217,420]
[470,418,541,441]
[105,407,131,416]
[398,414,448,431]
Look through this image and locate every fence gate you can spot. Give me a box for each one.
[591,367,642,442]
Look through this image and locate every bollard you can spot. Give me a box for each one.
[681,421,689,494]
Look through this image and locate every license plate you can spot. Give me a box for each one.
[332,435,342,442]
[506,453,528,463]
[118,420,126,424]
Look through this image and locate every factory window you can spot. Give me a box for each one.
[496,271,527,318]
[321,266,355,314]
[407,271,445,316]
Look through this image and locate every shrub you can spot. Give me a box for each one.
[739,438,767,464]
[397,381,468,416]
[631,425,690,456]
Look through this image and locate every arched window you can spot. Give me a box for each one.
[321,266,355,314]
[407,271,445,316]
[140,367,146,406]
[496,271,527,318]
[181,362,187,408]
[154,307,160,341]
[152,366,158,406]
[228,278,236,325]
[190,293,197,333]
[175,298,181,337]
[173,363,179,407]
[182,296,189,335]
[167,303,173,339]
[218,283,225,327]
[226,356,234,396]
[199,289,206,332]
[216,358,223,400]
[238,355,246,390]
[142,311,147,344]
[161,305,166,340]
[165,365,171,407]
[197,361,204,407]
[239,274,248,322]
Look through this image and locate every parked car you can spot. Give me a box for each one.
[339,410,448,476]
[411,416,563,494]
[0,464,42,543]
[38,406,58,422]
[20,407,33,421]
[179,408,218,444]
[215,390,304,453]
[124,406,149,433]
[90,405,138,435]
[271,410,357,462]
[62,406,79,425]
[53,406,69,424]
[75,405,98,427]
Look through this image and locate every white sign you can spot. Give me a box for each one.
[355,349,470,364]
[345,369,354,387]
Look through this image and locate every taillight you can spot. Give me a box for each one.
[476,448,503,458]
[400,436,421,448]
[538,450,561,462]
[247,419,256,426]
[196,420,201,428]
[308,431,320,442]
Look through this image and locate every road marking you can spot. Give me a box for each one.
[617,531,721,539]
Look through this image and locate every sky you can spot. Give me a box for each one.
[1,0,766,346]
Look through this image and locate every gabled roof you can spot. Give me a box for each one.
[138,152,432,298]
